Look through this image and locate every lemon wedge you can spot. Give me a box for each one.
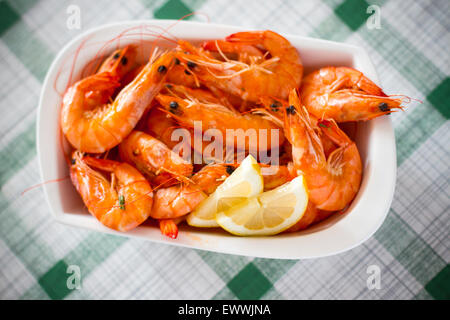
[216,175,308,236]
[186,155,263,227]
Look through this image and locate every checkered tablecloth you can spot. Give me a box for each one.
[0,0,448,300]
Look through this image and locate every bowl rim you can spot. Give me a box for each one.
[37,20,396,259]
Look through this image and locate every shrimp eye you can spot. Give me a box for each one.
[169,101,181,115]
[113,52,120,59]
[174,58,180,65]
[165,83,173,89]
[121,56,128,65]
[187,61,197,68]
[226,166,235,175]
[71,158,76,165]
[378,102,389,112]
[286,105,296,115]
[184,70,191,75]
[158,65,167,73]
[270,103,279,112]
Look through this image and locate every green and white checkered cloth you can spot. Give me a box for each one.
[0,0,448,300]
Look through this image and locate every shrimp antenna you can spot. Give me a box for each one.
[20,176,70,196]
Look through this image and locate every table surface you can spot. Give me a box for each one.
[0,0,448,300]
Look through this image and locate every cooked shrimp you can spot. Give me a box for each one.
[146,108,183,150]
[313,210,335,224]
[202,84,242,112]
[191,163,231,194]
[175,30,303,103]
[152,164,227,222]
[287,201,339,232]
[121,64,145,88]
[300,67,403,122]
[166,63,199,88]
[164,83,223,105]
[164,83,237,113]
[285,89,362,211]
[119,131,193,186]
[286,202,318,232]
[151,184,207,219]
[84,45,138,109]
[70,152,153,232]
[147,85,223,152]
[146,107,211,162]
[260,165,294,191]
[155,94,285,152]
[96,45,138,76]
[61,52,175,153]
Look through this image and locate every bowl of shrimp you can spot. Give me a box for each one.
[37,20,402,259]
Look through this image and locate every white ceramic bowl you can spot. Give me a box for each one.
[37,20,396,259]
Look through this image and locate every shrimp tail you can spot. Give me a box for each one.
[159,219,179,239]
